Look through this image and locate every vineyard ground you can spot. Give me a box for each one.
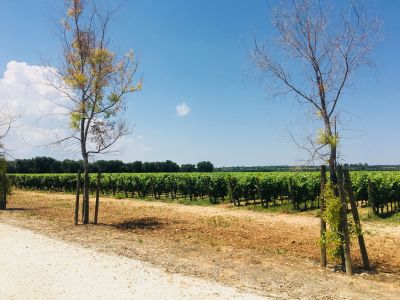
[1,190,400,299]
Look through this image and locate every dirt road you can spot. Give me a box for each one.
[0,223,265,300]
[1,190,400,299]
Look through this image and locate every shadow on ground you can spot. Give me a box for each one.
[102,217,165,231]
[3,208,31,211]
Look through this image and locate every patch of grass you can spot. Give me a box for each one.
[361,210,400,224]
[205,216,231,228]
[111,193,219,207]
[274,247,287,255]
[115,193,127,199]
[54,201,74,208]
[240,203,298,214]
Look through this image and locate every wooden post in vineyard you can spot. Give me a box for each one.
[343,169,370,270]
[94,172,101,225]
[0,172,6,210]
[320,165,327,268]
[74,171,81,225]
[367,179,375,216]
[336,165,353,276]
[81,173,86,223]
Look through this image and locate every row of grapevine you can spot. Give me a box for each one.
[8,171,400,213]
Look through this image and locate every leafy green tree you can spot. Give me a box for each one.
[61,159,81,173]
[163,160,180,172]
[181,164,196,172]
[197,161,214,172]
[125,161,143,172]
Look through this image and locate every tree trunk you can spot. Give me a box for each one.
[82,155,90,224]
[74,171,81,225]
[94,172,101,225]
[328,144,337,185]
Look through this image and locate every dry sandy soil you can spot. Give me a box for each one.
[1,190,400,299]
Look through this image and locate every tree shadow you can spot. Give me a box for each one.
[112,217,164,231]
[374,210,398,219]
[332,264,377,275]
[352,265,377,275]
[5,208,31,211]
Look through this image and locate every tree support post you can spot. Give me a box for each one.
[0,173,7,210]
[336,165,353,276]
[74,171,81,225]
[94,172,101,225]
[320,165,327,268]
[367,179,375,216]
[343,169,370,270]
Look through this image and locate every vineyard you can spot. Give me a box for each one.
[8,171,400,215]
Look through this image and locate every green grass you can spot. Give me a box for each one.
[236,199,321,215]
[360,210,400,224]
[240,203,298,214]
[113,192,220,206]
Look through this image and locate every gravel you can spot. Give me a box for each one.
[0,223,267,300]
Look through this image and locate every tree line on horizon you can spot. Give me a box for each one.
[6,156,400,174]
[6,157,214,174]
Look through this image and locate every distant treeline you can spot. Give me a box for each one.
[215,164,400,172]
[7,157,214,173]
[6,157,400,174]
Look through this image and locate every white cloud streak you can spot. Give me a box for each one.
[175,102,191,117]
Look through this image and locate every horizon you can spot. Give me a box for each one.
[7,155,400,170]
[1,0,399,166]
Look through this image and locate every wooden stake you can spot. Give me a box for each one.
[343,169,370,270]
[81,183,85,222]
[1,173,6,210]
[94,172,101,225]
[320,165,327,268]
[336,165,353,275]
[74,171,81,225]
[367,179,375,215]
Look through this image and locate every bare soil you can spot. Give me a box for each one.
[1,190,400,299]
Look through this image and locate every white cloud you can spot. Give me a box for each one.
[0,61,152,161]
[0,61,71,158]
[175,102,191,117]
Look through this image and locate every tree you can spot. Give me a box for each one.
[125,161,143,172]
[0,112,15,210]
[92,159,124,173]
[61,159,81,173]
[0,156,7,210]
[252,0,379,182]
[0,112,16,157]
[163,160,180,172]
[181,164,196,173]
[197,161,214,172]
[56,0,141,224]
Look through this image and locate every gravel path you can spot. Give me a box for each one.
[0,223,266,300]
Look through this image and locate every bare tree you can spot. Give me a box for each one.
[54,0,141,224]
[0,112,17,156]
[252,0,379,182]
[0,112,16,210]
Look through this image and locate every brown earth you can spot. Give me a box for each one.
[1,190,400,299]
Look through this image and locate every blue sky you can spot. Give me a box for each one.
[0,0,399,166]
